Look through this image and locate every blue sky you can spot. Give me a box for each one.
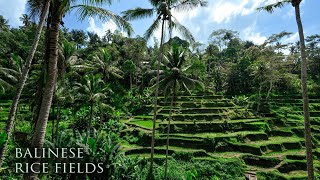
[0,0,319,46]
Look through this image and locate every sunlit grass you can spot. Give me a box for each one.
[129,120,159,129]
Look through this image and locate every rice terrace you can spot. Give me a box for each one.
[0,0,320,179]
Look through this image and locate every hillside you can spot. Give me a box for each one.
[121,92,320,179]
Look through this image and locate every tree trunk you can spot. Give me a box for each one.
[130,73,132,89]
[165,82,176,180]
[51,96,55,142]
[266,79,273,101]
[148,18,166,178]
[55,103,61,142]
[0,0,51,168]
[23,14,61,180]
[87,101,93,144]
[33,63,46,130]
[13,105,18,141]
[164,14,174,180]
[293,1,315,179]
[33,5,52,130]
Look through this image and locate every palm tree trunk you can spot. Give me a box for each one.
[148,18,166,178]
[164,14,174,180]
[87,101,94,144]
[0,0,51,168]
[266,79,273,101]
[51,97,55,142]
[130,73,132,89]
[293,1,314,179]
[165,82,176,180]
[13,105,18,141]
[33,5,52,129]
[55,103,61,142]
[23,14,61,180]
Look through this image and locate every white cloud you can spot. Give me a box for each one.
[283,32,299,44]
[204,0,285,24]
[0,0,27,27]
[283,8,295,19]
[243,25,267,45]
[166,0,281,43]
[173,7,199,22]
[86,17,119,37]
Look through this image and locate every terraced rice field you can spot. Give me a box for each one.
[121,93,320,179]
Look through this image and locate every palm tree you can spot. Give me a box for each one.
[19,14,32,28]
[74,48,123,82]
[0,54,23,93]
[123,60,136,88]
[258,0,314,179]
[58,40,78,79]
[122,0,207,175]
[74,74,107,144]
[52,83,70,142]
[152,44,204,178]
[48,40,78,142]
[0,15,9,31]
[0,0,51,169]
[87,31,102,48]
[25,0,132,179]
[70,29,87,49]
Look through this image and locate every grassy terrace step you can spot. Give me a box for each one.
[133,133,268,153]
[126,120,160,130]
[158,107,235,114]
[271,98,320,102]
[232,136,304,154]
[157,113,227,121]
[277,160,307,174]
[158,120,269,133]
[285,111,320,117]
[157,131,268,141]
[133,115,153,120]
[0,103,12,108]
[241,154,281,168]
[158,101,234,108]
[158,95,224,101]
[268,129,294,137]
[124,146,210,158]
[271,95,320,98]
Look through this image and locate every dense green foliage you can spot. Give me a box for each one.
[0,9,320,179]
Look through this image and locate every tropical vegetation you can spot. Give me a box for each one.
[0,0,319,179]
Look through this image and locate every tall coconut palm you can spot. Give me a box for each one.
[74,48,123,82]
[49,40,78,142]
[19,14,32,28]
[151,43,204,178]
[0,54,23,93]
[70,29,87,49]
[74,74,107,143]
[24,0,133,179]
[58,40,78,79]
[0,0,51,169]
[258,0,314,179]
[0,15,9,31]
[122,0,207,175]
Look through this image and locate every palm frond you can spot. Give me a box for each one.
[171,17,195,43]
[144,15,162,40]
[0,79,13,90]
[122,8,155,21]
[27,0,44,20]
[257,0,291,13]
[148,0,160,7]
[172,0,208,11]
[71,5,133,36]
[82,0,112,7]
